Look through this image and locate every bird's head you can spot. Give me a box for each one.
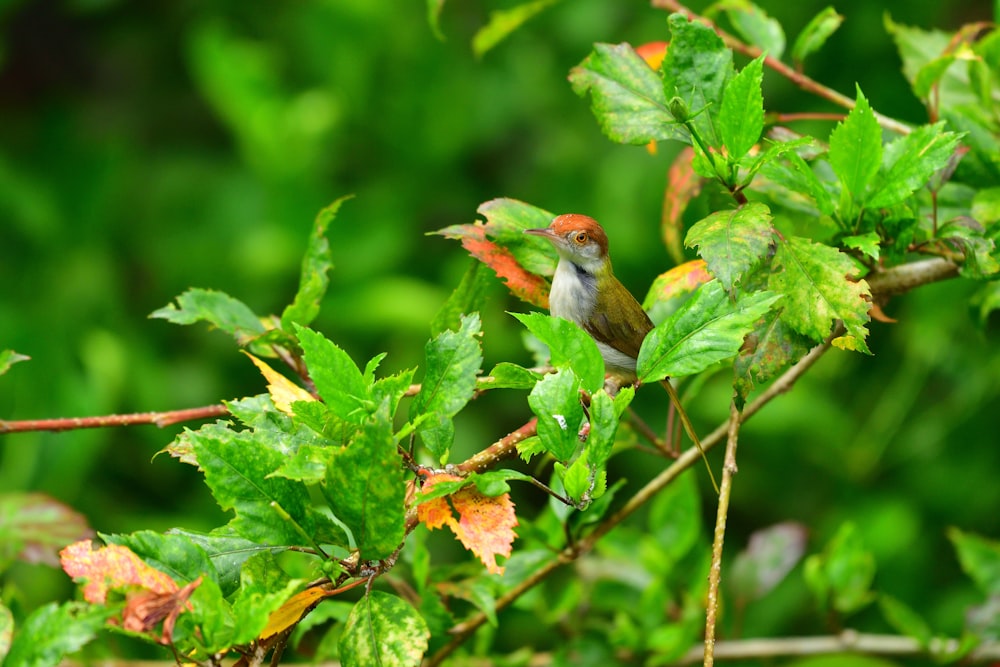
[525,214,610,272]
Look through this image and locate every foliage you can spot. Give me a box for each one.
[2,1,1000,666]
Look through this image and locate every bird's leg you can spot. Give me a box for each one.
[659,379,720,495]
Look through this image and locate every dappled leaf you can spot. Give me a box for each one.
[339,592,429,667]
[791,6,843,66]
[570,43,683,145]
[280,196,348,330]
[661,147,706,263]
[637,280,782,382]
[685,202,774,292]
[828,86,882,207]
[150,288,265,346]
[244,352,315,415]
[642,259,713,314]
[769,235,872,353]
[61,540,180,604]
[417,473,518,575]
[102,531,218,591]
[730,522,808,603]
[511,311,604,392]
[734,307,813,401]
[472,0,558,58]
[0,493,91,568]
[0,350,29,376]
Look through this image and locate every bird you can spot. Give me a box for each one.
[525,214,717,489]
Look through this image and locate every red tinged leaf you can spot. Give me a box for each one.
[635,41,670,155]
[416,473,518,575]
[122,576,202,644]
[0,492,93,567]
[644,259,713,306]
[439,223,550,308]
[662,147,706,264]
[60,540,179,604]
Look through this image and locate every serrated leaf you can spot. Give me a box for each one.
[296,326,369,423]
[0,350,29,377]
[4,602,112,667]
[150,288,265,345]
[730,522,808,603]
[526,368,585,462]
[734,307,813,401]
[416,473,518,574]
[868,123,962,208]
[719,55,765,160]
[791,6,843,66]
[432,259,494,336]
[101,531,216,588]
[472,0,559,58]
[842,232,881,261]
[189,428,316,546]
[244,353,315,415]
[480,362,543,390]
[569,42,683,145]
[684,202,774,291]
[662,13,734,148]
[769,236,872,353]
[0,493,91,568]
[637,281,782,382]
[948,527,1000,596]
[828,86,882,205]
[567,388,630,505]
[511,311,604,392]
[339,592,429,667]
[280,196,349,330]
[411,314,483,462]
[723,2,785,59]
[324,401,406,560]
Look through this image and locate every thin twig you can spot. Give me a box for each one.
[649,0,912,135]
[0,404,230,433]
[704,400,742,666]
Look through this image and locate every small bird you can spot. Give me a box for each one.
[525,214,717,489]
[524,213,653,384]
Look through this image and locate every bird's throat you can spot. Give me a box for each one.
[548,259,598,326]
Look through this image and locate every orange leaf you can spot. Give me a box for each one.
[60,540,178,604]
[243,352,315,415]
[439,224,550,309]
[417,473,518,575]
[635,41,669,70]
[122,576,201,645]
[662,147,706,264]
[646,260,713,308]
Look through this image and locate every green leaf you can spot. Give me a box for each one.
[637,281,782,382]
[527,368,585,462]
[842,232,881,261]
[648,470,701,564]
[662,12,734,148]
[803,522,876,615]
[0,350,29,377]
[371,368,416,422]
[828,86,882,206]
[948,527,1000,596]
[166,528,279,596]
[723,3,785,60]
[431,259,493,337]
[0,493,90,569]
[733,306,813,402]
[338,592,429,667]
[324,401,406,560]
[480,362,544,390]
[759,149,836,216]
[101,530,217,586]
[718,55,765,160]
[511,311,605,391]
[972,186,1000,226]
[569,43,683,145]
[684,202,774,292]
[791,6,844,66]
[411,313,483,462]
[4,601,113,667]
[878,594,933,648]
[0,602,11,662]
[768,236,872,353]
[867,123,962,208]
[426,0,446,41]
[730,523,808,603]
[184,577,236,653]
[280,196,349,330]
[578,388,631,503]
[190,427,316,546]
[468,469,537,497]
[296,326,370,423]
[472,0,559,58]
[150,288,265,345]
[229,552,304,644]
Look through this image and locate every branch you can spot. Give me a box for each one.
[867,258,960,298]
[650,0,912,135]
[679,631,1000,664]
[704,400,742,666]
[0,404,230,433]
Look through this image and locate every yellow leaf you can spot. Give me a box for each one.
[243,352,315,414]
[261,585,330,639]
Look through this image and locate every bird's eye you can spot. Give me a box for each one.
[574,232,588,244]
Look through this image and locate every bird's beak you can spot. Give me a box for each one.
[524,227,555,239]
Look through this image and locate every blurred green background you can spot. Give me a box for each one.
[1,0,997,654]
